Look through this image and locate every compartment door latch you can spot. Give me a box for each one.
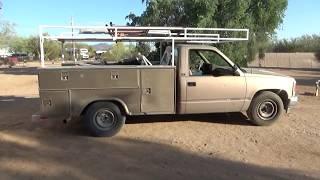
[61,72,69,81]
[111,71,120,80]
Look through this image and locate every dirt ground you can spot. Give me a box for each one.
[0,62,319,180]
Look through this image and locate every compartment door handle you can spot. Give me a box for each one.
[187,82,196,87]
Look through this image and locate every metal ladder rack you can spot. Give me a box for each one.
[39,25,249,67]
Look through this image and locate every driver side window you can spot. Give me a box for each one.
[189,49,234,76]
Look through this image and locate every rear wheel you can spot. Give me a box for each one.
[85,102,125,137]
[247,91,284,126]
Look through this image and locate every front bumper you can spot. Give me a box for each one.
[288,96,298,107]
[286,96,298,113]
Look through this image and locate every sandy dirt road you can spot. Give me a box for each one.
[0,64,319,180]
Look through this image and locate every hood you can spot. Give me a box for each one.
[242,68,288,77]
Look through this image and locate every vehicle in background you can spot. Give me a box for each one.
[0,53,29,67]
[95,50,107,60]
[0,47,12,58]
[80,48,89,60]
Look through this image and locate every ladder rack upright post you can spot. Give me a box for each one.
[171,39,175,66]
[39,26,45,68]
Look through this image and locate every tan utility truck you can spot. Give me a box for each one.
[35,26,298,136]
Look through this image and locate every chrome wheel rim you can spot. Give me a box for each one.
[257,100,278,121]
[94,109,115,130]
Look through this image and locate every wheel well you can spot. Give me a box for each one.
[81,100,127,116]
[253,89,289,109]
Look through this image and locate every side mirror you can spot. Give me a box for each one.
[234,70,241,76]
[233,64,241,76]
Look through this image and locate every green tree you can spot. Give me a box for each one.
[26,36,40,59]
[271,35,320,53]
[9,36,28,53]
[8,35,61,60]
[127,0,287,66]
[32,33,61,60]
[0,21,15,48]
[270,34,320,61]
[102,42,136,62]
[88,46,95,58]
[32,35,61,60]
[43,40,61,60]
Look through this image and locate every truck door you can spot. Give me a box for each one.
[182,48,246,113]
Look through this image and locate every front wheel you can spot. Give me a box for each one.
[85,102,125,137]
[247,91,284,126]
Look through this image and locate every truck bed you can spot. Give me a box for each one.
[38,65,176,120]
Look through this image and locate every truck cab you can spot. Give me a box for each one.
[176,44,246,114]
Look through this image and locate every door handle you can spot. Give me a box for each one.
[187,82,196,87]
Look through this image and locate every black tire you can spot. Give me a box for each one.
[84,102,125,137]
[247,91,284,126]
